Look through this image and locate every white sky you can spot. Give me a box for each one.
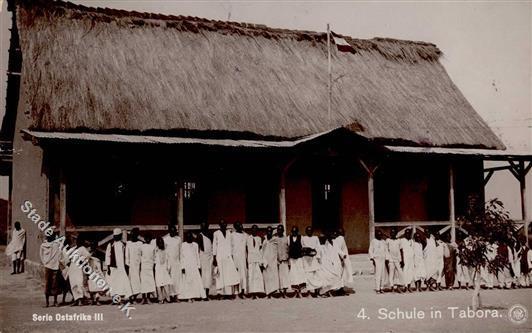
[0,1,530,217]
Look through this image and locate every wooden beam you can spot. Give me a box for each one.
[368,170,375,242]
[279,184,287,232]
[524,161,532,176]
[59,170,66,236]
[374,221,451,227]
[483,165,513,172]
[483,170,494,186]
[449,163,456,243]
[177,183,184,239]
[519,161,528,239]
[68,223,279,233]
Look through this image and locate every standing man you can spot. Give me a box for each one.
[125,227,143,302]
[247,225,265,298]
[6,221,26,275]
[369,229,387,293]
[274,224,290,297]
[231,221,248,298]
[139,233,156,304]
[105,228,132,303]
[261,226,280,298]
[198,222,213,299]
[40,233,61,307]
[163,225,182,302]
[301,226,322,297]
[386,228,404,292]
[212,220,240,298]
[400,228,415,292]
[333,228,354,287]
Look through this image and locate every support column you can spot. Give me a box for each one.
[177,183,184,239]
[279,178,287,232]
[367,171,375,242]
[519,161,528,239]
[59,170,66,236]
[449,163,456,243]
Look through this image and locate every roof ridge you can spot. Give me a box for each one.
[19,0,440,56]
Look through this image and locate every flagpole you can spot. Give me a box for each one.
[327,23,331,126]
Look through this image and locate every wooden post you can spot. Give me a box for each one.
[279,183,287,231]
[449,163,456,243]
[177,183,184,239]
[59,170,66,236]
[367,170,375,242]
[519,161,528,239]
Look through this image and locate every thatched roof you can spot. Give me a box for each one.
[15,0,504,149]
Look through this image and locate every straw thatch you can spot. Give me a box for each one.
[15,0,504,149]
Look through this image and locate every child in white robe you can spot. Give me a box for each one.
[163,226,182,301]
[288,226,306,297]
[247,225,265,297]
[385,228,403,292]
[198,223,213,298]
[87,242,105,305]
[400,229,415,291]
[369,229,387,293]
[69,236,90,306]
[319,234,344,296]
[125,227,143,301]
[333,229,354,286]
[231,222,248,297]
[179,232,206,301]
[412,232,426,291]
[261,226,280,297]
[301,226,322,296]
[212,221,240,297]
[274,225,290,296]
[140,233,156,304]
[105,228,132,302]
[155,236,172,303]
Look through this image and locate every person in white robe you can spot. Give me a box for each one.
[105,228,132,302]
[423,232,438,290]
[125,227,143,301]
[456,238,471,289]
[163,226,182,301]
[301,226,322,296]
[198,222,213,298]
[140,233,156,304]
[212,221,240,297]
[274,225,290,296]
[510,240,522,287]
[288,226,306,297]
[412,232,426,291]
[231,222,248,297]
[247,225,265,297]
[385,228,403,292]
[69,236,90,305]
[369,229,387,293]
[527,246,532,287]
[434,234,445,290]
[154,236,172,303]
[6,222,25,274]
[40,233,61,307]
[333,229,354,286]
[400,229,415,292]
[87,241,105,305]
[319,234,344,296]
[261,226,280,297]
[480,241,497,289]
[178,232,206,301]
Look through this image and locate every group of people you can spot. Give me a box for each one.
[37,221,356,307]
[369,227,532,293]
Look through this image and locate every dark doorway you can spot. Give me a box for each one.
[312,179,341,233]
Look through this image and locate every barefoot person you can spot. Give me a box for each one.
[261,226,280,298]
[198,222,213,298]
[301,226,322,297]
[163,225,182,302]
[400,229,415,292]
[6,221,26,275]
[231,221,248,298]
[247,225,265,298]
[369,229,387,293]
[140,233,156,304]
[87,241,105,305]
[125,227,143,302]
[40,233,61,307]
[179,231,206,302]
[274,225,290,297]
[333,228,354,287]
[69,236,90,306]
[105,228,132,303]
[288,226,306,297]
[212,220,240,297]
[386,228,404,292]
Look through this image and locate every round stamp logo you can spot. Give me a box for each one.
[508,304,528,324]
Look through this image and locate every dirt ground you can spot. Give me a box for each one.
[0,252,530,333]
